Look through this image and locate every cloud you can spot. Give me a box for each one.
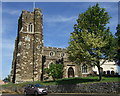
[1,37,15,79]
[2,8,21,15]
[45,15,77,23]
[2,38,14,49]
[2,38,15,58]
[100,3,118,12]
[45,42,67,48]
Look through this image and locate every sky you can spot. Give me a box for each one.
[1,2,119,79]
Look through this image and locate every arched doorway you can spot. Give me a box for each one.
[68,67,74,78]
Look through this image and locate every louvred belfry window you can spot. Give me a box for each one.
[28,23,34,32]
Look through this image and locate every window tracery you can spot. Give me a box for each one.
[82,64,88,73]
[28,23,34,32]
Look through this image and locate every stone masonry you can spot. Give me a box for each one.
[10,8,92,83]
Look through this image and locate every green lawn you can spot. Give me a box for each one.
[2,76,120,87]
[43,76,120,85]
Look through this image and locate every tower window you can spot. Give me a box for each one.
[29,24,31,32]
[28,23,34,32]
[82,64,88,73]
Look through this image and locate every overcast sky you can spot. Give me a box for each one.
[1,2,119,79]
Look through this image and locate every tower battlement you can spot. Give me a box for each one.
[44,46,66,51]
[21,8,42,14]
[18,8,43,33]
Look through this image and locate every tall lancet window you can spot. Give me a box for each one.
[28,23,34,32]
[82,64,88,73]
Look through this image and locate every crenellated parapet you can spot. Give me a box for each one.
[43,46,68,60]
[18,8,43,34]
[43,46,66,51]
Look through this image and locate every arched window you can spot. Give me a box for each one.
[60,53,65,57]
[28,23,34,32]
[49,51,55,57]
[82,64,88,73]
[29,24,31,32]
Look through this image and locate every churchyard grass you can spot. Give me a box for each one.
[2,76,120,87]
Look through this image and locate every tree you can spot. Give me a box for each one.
[45,63,63,81]
[3,75,10,82]
[67,3,115,81]
[115,24,120,66]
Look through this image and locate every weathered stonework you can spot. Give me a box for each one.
[2,82,120,94]
[10,8,92,83]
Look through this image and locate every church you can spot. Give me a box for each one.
[10,8,118,83]
[10,8,93,83]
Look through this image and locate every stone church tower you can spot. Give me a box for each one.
[11,8,44,83]
[11,8,92,83]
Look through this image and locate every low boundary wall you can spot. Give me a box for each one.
[2,82,120,94]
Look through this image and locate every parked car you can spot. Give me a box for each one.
[24,84,48,96]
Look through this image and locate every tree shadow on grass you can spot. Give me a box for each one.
[43,77,98,85]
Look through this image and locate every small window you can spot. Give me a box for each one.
[60,53,65,57]
[29,24,31,32]
[28,23,34,32]
[82,64,88,73]
[49,51,55,57]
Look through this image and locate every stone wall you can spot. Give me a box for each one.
[2,82,120,94]
[47,82,120,94]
